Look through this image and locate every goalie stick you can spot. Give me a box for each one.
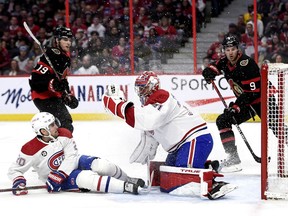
[211,81,261,163]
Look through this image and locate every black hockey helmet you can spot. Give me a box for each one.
[54,26,73,39]
[222,34,239,49]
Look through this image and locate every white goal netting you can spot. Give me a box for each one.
[262,63,288,199]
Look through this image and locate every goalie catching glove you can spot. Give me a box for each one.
[102,84,133,119]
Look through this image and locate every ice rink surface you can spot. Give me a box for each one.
[0,120,287,216]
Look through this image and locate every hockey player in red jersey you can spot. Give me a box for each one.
[8,112,145,196]
[102,71,237,200]
[29,26,78,133]
[202,34,264,172]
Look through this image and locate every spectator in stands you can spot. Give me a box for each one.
[236,15,246,35]
[96,48,120,75]
[0,40,11,75]
[155,15,179,63]
[111,37,128,63]
[72,28,89,58]
[171,7,192,46]
[133,33,152,71]
[22,58,34,75]
[71,17,88,35]
[86,32,104,60]
[25,16,40,37]
[266,34,285,62]
[241,22,265,58]
[87,16,106,38]
[13,45,30,72]
[275,53,284,63]
[104,26,121,49]
[134,6,149,27]
[243,4,262,25]
[207,32,225,60]
[4,59,25,76]
[196,57,210,75]
[8,16,24,39]
[74,54,100,75]
[226,23,242,43]
[145,28,162,61]
[264,11,283,37]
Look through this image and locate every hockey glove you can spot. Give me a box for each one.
[106,84,125,99]
[12,176,28,196]
[224,102,240,117]
[102,94,133,119]
[49,79,69,93]
[62,94,79,109]
[46,171,67,193]
[202,65,220,84]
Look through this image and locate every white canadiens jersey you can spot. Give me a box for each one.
[132,89,210,152]
[7,128,80,182]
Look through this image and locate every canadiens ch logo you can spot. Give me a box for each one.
[48,150,65,170]
[41,151,47,157]
[240,59,249,66]
[52,48,60,55]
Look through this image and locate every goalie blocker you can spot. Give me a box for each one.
[150,161,237,200]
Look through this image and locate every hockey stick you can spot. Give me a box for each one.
[211,81,261,163]
[0,185,47,193]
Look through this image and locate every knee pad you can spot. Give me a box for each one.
[91,158,118,177]
[216,114,232,130]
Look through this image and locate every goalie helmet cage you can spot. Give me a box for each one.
[261,63,288,200]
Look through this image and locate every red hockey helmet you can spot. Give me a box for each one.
[135,71,160,102]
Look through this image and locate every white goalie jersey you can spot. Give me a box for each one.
[7,128,80,182]
[128,89,210,153]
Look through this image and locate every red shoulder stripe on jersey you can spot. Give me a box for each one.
[241,77,260,84]
[58,128,73,138]
[243,89,260,93]
[21,137,47,156]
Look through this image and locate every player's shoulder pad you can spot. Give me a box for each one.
[21,137,47,156]
[58,128,73,139]
[238,54,256,67]
[146,89,169,105]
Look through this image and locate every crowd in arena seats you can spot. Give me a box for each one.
[0,0,233,76]
[205,1,288,69]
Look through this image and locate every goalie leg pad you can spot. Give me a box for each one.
[149,161,165,186]
[159,166,221,198]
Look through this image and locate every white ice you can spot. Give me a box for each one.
[0,120,287,216]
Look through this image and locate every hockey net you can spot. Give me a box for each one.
[261,63,288,200]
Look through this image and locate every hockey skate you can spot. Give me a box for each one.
[207,181,238,200]
[218,152,242,173]
[126,177,146,188]
[123,182,139,195]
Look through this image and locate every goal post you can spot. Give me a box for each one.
[261,63,288,200]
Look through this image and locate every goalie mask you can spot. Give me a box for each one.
[31,112,60,137]
[135,71,160,105]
